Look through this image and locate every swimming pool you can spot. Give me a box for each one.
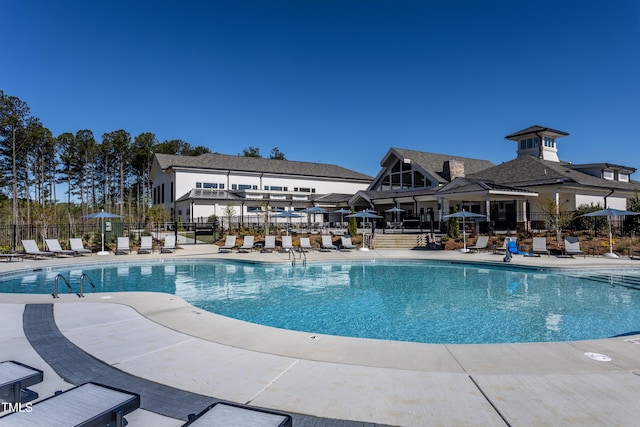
[3,260,640,344]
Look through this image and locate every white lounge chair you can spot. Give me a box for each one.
[218,235,237,253]
[299,237,313,252]
[161,235,176,253]
[69,238,92,256]
[321,235,337,251]
[184,402,292,427]
[340,236,357,250]
[262,235,276,252]
[0,382,140,427]
[281,235,294,252]
[0,360,43,404]
[137,235,153,254]
[115,237,131,255]
[21,240,54,259]
[45,239,76,257]
[564,236,585,258]
[532,237,550,256]
[468,235,489,253]
[238,236,255,252]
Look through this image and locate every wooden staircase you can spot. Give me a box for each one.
[372,234,427,249]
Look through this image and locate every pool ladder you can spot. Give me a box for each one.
[287,248,306,265]
[52,273,96,298]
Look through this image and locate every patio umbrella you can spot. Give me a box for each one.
[581,208,639,258]
[302,206,328,230]
[385,206,405,223]
[274,211,302,235]
[334,208,351,228]
[80,210,123,256]
[347,210,383,249]
[443,210,486,253]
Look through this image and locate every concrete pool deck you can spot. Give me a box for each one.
[1,245,640,426]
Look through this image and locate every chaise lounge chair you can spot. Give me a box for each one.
[321,235,338,251]
[238,235,255,252]
[115,237,131,255]
[69,238,92,256]
[45,239,76,257]
[564,236,585,258]
[340,236,357,250]
[262,235,276,252]
[0,382,140,426]
[161,235,176,253]
[218,235,237,253]
[137,235,153,254]
[532,237,550,256]
[182,401,292,427]
[0,360,43,405]
[281,235,294,252]
[21,240,54,259]
[299,237,313,252]
[468,235,489,253]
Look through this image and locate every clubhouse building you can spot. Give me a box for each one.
[151,125,640,233]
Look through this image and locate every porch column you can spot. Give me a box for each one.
[483,197,491,222]
[516,199,528,232]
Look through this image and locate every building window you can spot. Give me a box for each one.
[170,182,174,202]
[161,183,165,203]
[619,172,629,182]
[603,169,614,180]
[533,137,539,147]
[203,183,217,189]
[196,182,202,188]
[520,140,526,149]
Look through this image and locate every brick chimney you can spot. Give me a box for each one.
[442,160,465,181]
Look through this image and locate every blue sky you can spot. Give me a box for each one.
[2,0,639,178]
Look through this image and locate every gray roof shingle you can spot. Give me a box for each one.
[390,148,494,183]
[155,153,373,182]
[468,155,640,191]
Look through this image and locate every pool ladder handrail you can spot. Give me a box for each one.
[78,273,96,298]
[52,274,72,298]
[287,247,306,265]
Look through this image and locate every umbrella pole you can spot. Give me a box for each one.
[603,216,618,258]
[97,217,109,256]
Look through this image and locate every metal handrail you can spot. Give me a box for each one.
[78,273,96,298]
[52,274,72,299]
[287,247,296,264]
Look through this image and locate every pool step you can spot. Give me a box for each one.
[580,273,640,290]
[372,234,428,249]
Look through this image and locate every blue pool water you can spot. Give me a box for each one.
[3,260,640,344]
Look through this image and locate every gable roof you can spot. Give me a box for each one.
[155,153,373,182]
[387,148,494,184]
[467,155,640,191]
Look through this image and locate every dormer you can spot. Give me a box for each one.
[568,163,636,182]
[505,125,569,162]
